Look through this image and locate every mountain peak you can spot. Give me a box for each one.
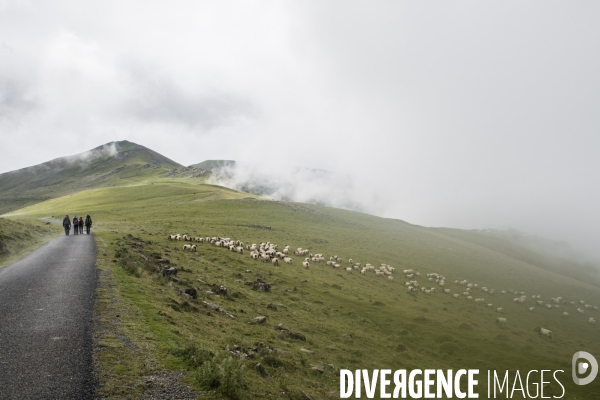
[0,140,182,215]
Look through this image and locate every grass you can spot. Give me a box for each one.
[0,217,61,269]
[4,180,600,399]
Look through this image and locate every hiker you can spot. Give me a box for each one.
[84,214,93,235]
[73,215,79,235]
[62,215,71,236]
[79,217,84,234]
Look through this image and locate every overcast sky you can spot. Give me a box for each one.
[1,1,599,259]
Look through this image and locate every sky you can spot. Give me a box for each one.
[1,1,599,259]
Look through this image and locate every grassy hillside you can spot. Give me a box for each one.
[0,217,61,269]
[434,227,600,288]
[0,141,182,215]
[5,181,600,399]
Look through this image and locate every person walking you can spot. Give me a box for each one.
[84,214,93,235]
[78,217,84,234]
[72,216,79,235]
[62,215,71,236]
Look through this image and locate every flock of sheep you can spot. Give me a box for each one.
[167,233,598,337]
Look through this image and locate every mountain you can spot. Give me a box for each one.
[188,159,235,170]
[0,140,182,215]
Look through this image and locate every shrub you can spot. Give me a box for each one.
[197,356,246,399]
[173,344,214,368]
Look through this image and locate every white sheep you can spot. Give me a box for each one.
[272,258,279,266]
[302,261,310,269]
[535,327,552,339]
[388,276,394,281]
[496,318,507,325]
[283,257,293,265]
[496,307,504,313]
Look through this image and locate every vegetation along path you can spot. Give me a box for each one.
[0,230,97,399]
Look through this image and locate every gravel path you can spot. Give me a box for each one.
[0,230,97,399]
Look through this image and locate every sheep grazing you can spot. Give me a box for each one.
[271,258,279,266]
[496,318,507,325]
[453,294,460,299]
[388,276,394,281]
[589,317,596,324]
[283,257,293,265]
[562,312,569,317]
[529,307,535,312]
[534,327,552,339]
[302,261,310,269]
[345,267,352,273]
[444,289,451,294]
[183,244,196,251]
[496,307,504,313]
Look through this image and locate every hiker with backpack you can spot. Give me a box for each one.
[72,216,79,235]
[62,215,71,236]
[85,215,93,235]
[79,217,84,234]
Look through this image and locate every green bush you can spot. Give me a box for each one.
[173,344,215,368]
[197,356,246,399]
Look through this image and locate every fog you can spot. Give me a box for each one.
[0,1,599,260]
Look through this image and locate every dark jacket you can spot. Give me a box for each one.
[63,216,71,227]
[85,215,92,227]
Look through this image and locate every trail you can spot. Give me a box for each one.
[0,229,97,399]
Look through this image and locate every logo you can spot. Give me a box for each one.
[572,351,598,385]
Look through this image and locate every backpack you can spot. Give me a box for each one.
[85,216,92,225]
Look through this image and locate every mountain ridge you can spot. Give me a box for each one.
[0,140,182,215]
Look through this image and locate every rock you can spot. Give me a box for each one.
[202,302,236,319]
[252,316,267,324]
[251,279,271,292]
[210,284,228,295]
[324,364,336,373]
[274,348,293,358]
[273,325,306,341]
[162,267,177,277]
[184,288,198,299]
[299,348,314,354]
[157,258,170,264]
[171,277,180,283]
[267,303,277,311]
[310,365,324,373]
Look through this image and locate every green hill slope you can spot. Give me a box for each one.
[5,181,599,399]
[0,141,182,215]
[434,227,600,288]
